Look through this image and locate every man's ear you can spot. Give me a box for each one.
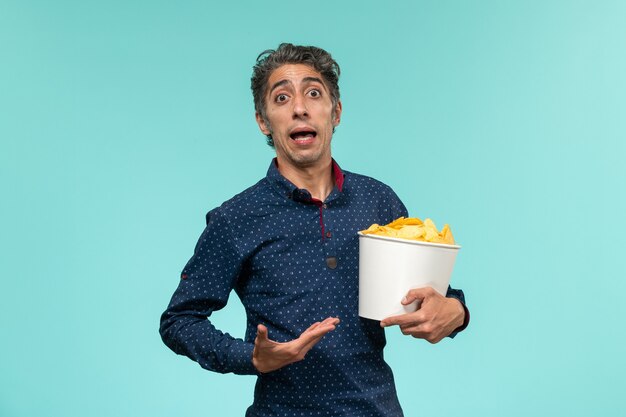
[332,100,343,127]
[256,112,271,135]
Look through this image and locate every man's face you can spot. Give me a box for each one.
[256,64,342,170]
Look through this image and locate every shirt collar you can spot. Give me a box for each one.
[266,158,345,202]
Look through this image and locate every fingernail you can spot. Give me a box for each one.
[401,296,408,304]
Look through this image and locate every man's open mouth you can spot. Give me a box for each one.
[289,130,317,141]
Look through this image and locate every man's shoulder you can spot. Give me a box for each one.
[225,177,272,206]
[341,168,407,219]
[343,169,397,194]
[205,177,273,223]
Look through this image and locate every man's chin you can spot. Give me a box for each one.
[289,151,330,168]
[275,144,332,169]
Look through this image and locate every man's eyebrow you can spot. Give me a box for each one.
[268,77,326,95]
[269,79,290,95]
[302,76,325,86]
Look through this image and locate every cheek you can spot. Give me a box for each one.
[267,112,288,129]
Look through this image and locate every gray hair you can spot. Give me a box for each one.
[251,43,341,146]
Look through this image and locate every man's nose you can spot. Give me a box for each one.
[292,94,309,118]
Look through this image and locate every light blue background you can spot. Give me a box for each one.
[1,1,625,416]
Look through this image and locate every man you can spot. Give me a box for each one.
[160,43,469,416]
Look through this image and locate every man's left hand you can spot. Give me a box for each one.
[380,287,465,344]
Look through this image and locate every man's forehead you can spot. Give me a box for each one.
[267,64,326,90]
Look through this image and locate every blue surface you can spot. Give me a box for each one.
[1,1,625,416]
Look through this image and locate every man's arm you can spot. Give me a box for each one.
[160,209,339,374]
[159,209,257,375]
[379,285,469,343]
[378,187,470,342]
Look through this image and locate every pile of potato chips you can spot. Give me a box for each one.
[360,217,455,245]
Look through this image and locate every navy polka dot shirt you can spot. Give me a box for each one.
[160,159,467,416]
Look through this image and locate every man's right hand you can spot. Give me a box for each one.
[252,317,340,373]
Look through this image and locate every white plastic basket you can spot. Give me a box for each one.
[358,232,461,321]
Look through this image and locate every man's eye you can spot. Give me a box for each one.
[308,89,321,98]
[276,94,288,102]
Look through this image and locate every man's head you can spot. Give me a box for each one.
[251,43,341,147]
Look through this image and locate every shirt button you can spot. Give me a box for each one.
[326,256,338,269]
[325,231,332,238]
[323,204,328,209]
[181,273,188,280]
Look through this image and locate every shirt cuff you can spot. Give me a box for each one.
[228,341,261,376]
[446,296,470,338]
[454,302,470,333]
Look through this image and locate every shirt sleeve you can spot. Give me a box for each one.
[445,286,470,338]
[379,184,409,223]
[159,208,258,375]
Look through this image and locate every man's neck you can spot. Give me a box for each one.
[276,158,334,202]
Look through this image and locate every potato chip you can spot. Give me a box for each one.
[363,223,381,233]
[441,224,455,245]
[360,216,456,245]
[396,225,425,240]
[423,219,439,242]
